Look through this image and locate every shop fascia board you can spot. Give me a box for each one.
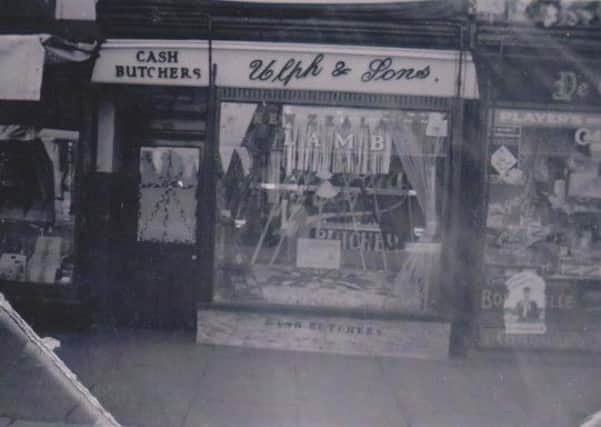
[93,39,479,99]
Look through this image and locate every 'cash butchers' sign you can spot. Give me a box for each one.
[92,40,210,86]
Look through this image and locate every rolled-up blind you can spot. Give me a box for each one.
[0,35,46,101]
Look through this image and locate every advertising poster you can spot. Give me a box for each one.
[503,270,547,334]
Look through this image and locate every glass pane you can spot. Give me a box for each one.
[137,146,199,244]
[0,137,77,285]
[485,115,601,333]
[215,102,447,314]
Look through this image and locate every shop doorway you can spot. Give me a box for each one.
[111,89,209,330]
[122,140,203,329]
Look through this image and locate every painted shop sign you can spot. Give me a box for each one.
[495,109,601,128]
[553,71,601,103]
[212,41,478,98]
[92,40,210,86]
[486,57,601,106]
[92,40,479,99]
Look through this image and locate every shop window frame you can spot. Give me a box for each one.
[209,86,459,316]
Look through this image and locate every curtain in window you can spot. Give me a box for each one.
[391,121,442,310]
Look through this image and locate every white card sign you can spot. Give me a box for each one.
[491,145,517,175]
[296,238,341,270]
[426,112,448,137]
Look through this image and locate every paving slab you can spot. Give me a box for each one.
[45,328,601,427]
[183,398,297,427]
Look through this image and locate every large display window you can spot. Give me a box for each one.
[483,109,601,337]
[487,110,601,275]
[0,129,78,285]
[215,101,449,314]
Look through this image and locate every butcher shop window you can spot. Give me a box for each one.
[214,102,449,314]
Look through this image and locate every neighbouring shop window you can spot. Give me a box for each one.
[485,110,601,334]
[0,133,77,285]
[137,146,200,244]
[215,102,449,313]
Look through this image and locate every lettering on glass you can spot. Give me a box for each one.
[137,147,199,243]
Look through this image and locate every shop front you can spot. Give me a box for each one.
[472,3,601,350]
[90,35,478,358]
[88,0,479,357]
[86,39,210,329]
[204,42,477,359]
[0,29,96,327]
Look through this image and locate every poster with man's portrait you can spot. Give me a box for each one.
[503,270,547,334]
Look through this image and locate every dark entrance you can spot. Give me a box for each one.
[110,88,209,329]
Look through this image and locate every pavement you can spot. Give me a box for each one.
[0,295,117,427]
[3,324,601,427]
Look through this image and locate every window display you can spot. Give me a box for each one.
[0,132,77,285]
[215,102,448,313]
[486,110,601,279]
[137,146,200,244]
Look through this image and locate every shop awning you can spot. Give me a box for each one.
[0,125,79,142]
[212,0,467,20]
[0,34,96,101]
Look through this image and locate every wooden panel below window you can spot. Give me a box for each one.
[197,305,451,359]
